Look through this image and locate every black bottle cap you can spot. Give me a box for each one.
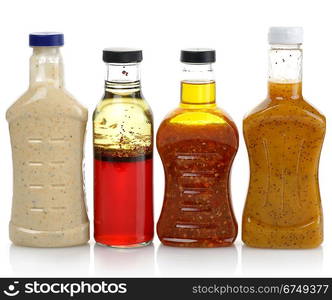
[103,48,143,63]
[181,48,216,64]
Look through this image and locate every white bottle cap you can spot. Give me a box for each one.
[268,27,303,45]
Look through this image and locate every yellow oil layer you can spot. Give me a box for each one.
[171,81,226,126]
[181,81,216,105]
[93,97,152,154]
[170,112,226,125]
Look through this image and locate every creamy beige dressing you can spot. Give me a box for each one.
[6,47,89,247]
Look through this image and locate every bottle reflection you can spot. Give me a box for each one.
[156,244,238,277]
[242,245,323,276]
[93,243,155,276]
[9,244,90,277]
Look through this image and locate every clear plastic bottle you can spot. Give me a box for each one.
[6,33,89,247]
[93,48,154,248]
[157,49,238,247]
[242,27,326,248]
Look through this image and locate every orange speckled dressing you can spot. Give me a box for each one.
[242,81,326,248]
[157,81,238,247]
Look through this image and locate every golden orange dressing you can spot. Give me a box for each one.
[242,81,326,248]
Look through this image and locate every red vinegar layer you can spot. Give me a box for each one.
[94,154,153,247]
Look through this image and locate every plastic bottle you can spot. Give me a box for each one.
[6,33,89,247]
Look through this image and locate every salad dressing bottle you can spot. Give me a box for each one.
[93,49,154,248]
[6,33,89,247]
[242,27,326,248]
[157,49,238,247]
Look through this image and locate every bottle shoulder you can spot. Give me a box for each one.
[160,106,237,129]
[6,86,88,123]
[157,106,239,149]
[244,98,326,128]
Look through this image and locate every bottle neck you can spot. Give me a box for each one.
[268,44,303,100]
[104,63,141,96]
[29,47,64,88]
[180,63,216,107]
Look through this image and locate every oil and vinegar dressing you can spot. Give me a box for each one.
[157,81,238,247]
[243,81,326,248]
[93,82,153,247]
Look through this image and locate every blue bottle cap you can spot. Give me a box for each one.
[29,32,64,47]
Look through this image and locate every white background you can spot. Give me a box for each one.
[0,0,331,278]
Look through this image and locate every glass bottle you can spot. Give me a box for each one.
[6,32,89,247]
[242,27,326,248]
[157,49,238,247]
[93,48,154,248]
